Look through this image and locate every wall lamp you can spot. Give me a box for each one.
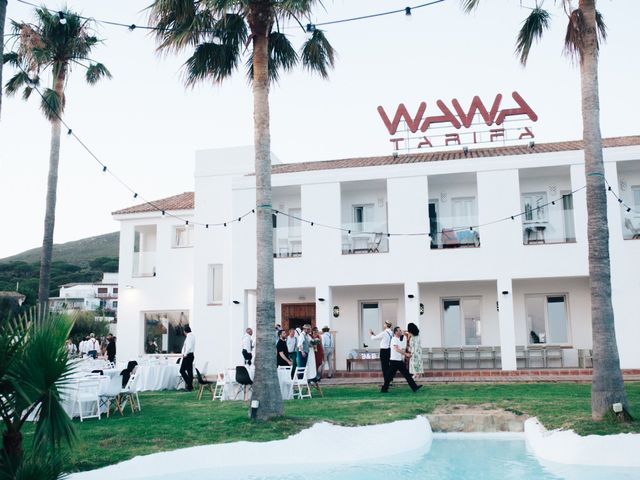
[232,300,241,305]
[332,306,340,318]
[501,291,510,295]
[317,297,325,302]
[407,294,415,299]
[419,303,425,315]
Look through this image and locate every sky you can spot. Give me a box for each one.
[1,0,639,259]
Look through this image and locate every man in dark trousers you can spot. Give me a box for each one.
[380,326,422,393]
[180,325,195,391]
[370,320,393,381]
[106,333,116,363]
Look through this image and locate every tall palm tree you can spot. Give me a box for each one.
[148,0,335,420]
[4,8,111,320]
[462,0,630,420]
[0,310,76,478]
[0,0,7,118]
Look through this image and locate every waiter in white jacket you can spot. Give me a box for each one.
[370,320,393,381]
[180,325,196,391]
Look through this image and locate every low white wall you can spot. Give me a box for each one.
[524,417,640,467]
[68,417,432,480]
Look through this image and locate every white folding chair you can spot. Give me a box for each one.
[99,374,124,417]
[117,372,141,414]
[223,367,241,400]
[292,367,311,399]
[213,372,225,400]
[74,378,101,422]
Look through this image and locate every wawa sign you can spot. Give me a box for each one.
[377,91,538,150]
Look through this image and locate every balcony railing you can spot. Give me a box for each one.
[133,251,156,277]
[341,222,389,254]
[521,218,576,245]
[430,217,480,249]
[623,216,640,240]
[273,226,302,258]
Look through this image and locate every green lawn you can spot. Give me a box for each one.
[34,382,640,473]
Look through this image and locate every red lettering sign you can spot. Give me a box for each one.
[377,91,538,136]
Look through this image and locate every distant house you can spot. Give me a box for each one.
[48,273,119,320]
[0,291,27,306]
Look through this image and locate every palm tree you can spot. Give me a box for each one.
[148,0,335,420]
[0,0,8,118]
[4,8,111,320]
[462,0,630,421]
[0,310,76,478]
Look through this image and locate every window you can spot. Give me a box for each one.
[173,225,194,248]
[632,186,640,210]
[113,301,118,308]
[442,297,482,346]
[143,311,189,354]
[352,204,374,232]
[525,294,569,344]
[522,192,548,223]
[451,197,477,229]
[97,287,108,294]
[288,208,301,237]
[207,264,223,304]
[360,300,397,345]
[113,287,119,294]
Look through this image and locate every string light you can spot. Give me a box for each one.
[15,0,446,37]
[605,179,639,215]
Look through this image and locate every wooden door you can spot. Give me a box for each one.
[281,303,316,332]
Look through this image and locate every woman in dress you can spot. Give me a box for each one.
[407,322,423,378]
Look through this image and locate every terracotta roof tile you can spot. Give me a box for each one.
[112,192,194,215]
[270,135,640,174]
[113,136,640,215]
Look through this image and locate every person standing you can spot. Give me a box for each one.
[286,328,298,378]
[180,325,195,391]
[370,320,393,381]
[276,330,292,367]
[321,326,334,378]
[381,327,422,393]
[106,334,117,363]
[407,323,423,378]
[296,324,311,369]
[242,327,254,365]
[65,338,78,358]
[86,333,100,359]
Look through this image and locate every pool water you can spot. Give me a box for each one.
[149,436,640,480]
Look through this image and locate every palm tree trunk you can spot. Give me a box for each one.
[3,428,23,464]
[37,71,65,320]
[248,1,283,420]
[579,0,630,420]
[0,0,8,119]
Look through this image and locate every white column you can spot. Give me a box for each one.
[497,278,517,371]
[315,285,333,329]
[403,281,420,329]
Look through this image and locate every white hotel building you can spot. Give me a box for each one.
[113,136,640,374]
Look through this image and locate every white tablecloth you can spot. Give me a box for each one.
[134,364,180,391]
[61,375,110,418]
[220,366,293,401]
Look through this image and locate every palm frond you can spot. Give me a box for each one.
[300,29,335,79]
[39,87,64,121]
[85,62,112,85]
[246,31,298,83]
[515,7,550,65]
[564,7,585,62]
[148,0,213,53]
[183,42,237,85]
[2,52,20,67]
[4,71,30,96]
[596,10,607,43]
[460,0,481,14]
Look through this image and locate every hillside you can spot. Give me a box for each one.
[0,232,119,266]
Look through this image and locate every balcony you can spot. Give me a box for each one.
[520,194,576,245]
[273,225,302,258]
[341,222,389,254]
[133,251,156,277]
[429,216,480,249]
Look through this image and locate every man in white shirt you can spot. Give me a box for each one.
[180,325,196,391]
[286,328,298,376]
[380,326,422,393]
[86,333,100,359]
[296,324,311,369]
[320,326,334,378]
[370,320,393,380]
[242,328,254,365]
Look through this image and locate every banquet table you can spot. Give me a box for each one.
[220,366,293,401]
[134,363,181,391]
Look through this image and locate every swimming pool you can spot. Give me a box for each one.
[144,435,640,480]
